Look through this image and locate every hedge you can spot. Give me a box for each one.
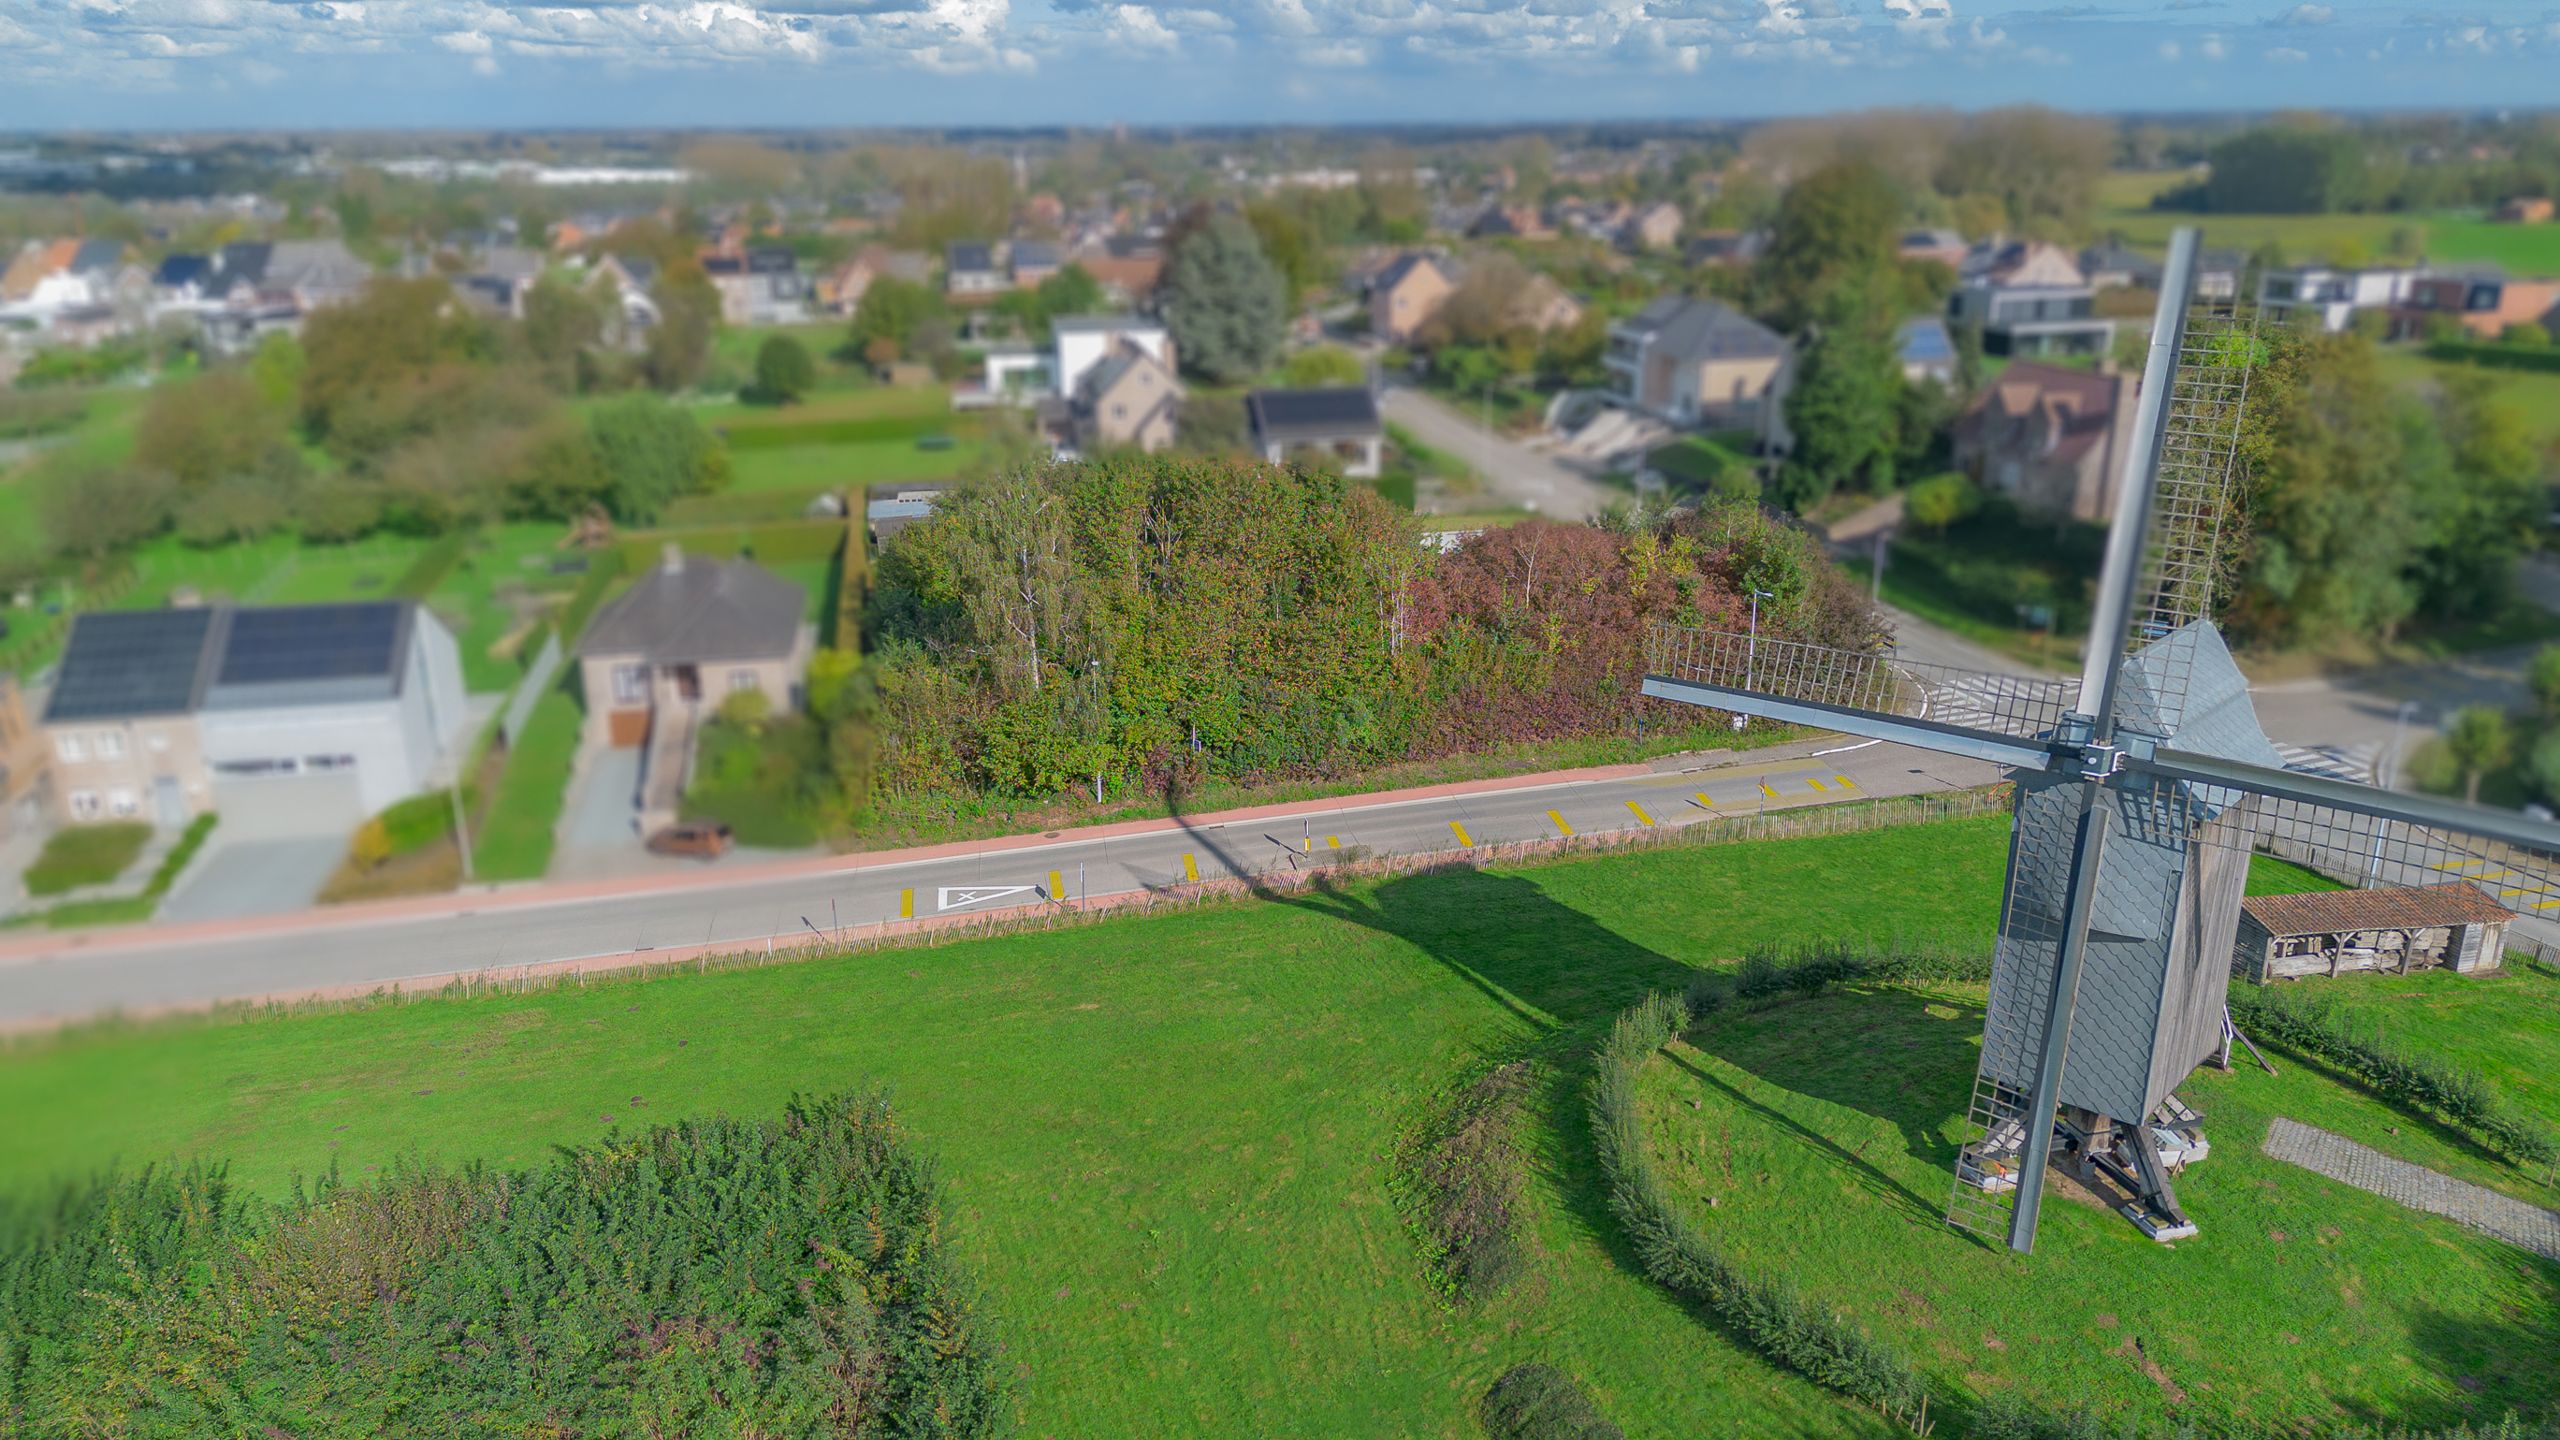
[720,413,969,449]
[2227,984,2560,1173]
[390,529,475,599]
[1587,992,1933,1427]
[2426,340,2560,375]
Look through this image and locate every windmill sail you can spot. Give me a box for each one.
[1640,224,2560,1257]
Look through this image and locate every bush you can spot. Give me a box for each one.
[23,822,153,896]
[753,334,818,404]
[1398,1060,1531,1304]
[2227,985,2560,1172]
[2427,340,2560,375]
[1479,1363,1625,1440]
[1906,472,1980,533]
[0,389,88,440]
[0,1092,1009,1436]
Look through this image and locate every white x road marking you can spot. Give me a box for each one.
[938,885,1039,912]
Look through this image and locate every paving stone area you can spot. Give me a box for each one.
[2263,1118,2560,1261]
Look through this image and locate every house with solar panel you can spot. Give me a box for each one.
[1246,387,1385,479]
[40,602,468,837]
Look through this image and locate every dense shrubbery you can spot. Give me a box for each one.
[1587,993,1932,1425]
[1397,1060,1532,1304]
[0,1091,1009,1437]
[866,455,1879,810]
[2228,984,2560,1173]
[1479,1362,1626,1440]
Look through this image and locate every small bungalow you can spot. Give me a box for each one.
[2235,882,2515,983]
[1248,387,1383,479]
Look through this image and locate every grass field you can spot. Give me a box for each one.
[2093,170,2560,273]
[422,521,581,694]
[0,820,2021,1439]
[2378,345,2560,447]
[1651,981,2560,1432]
[7,818,2555,1433]
[21,822,150,897]
[470,683,582,882]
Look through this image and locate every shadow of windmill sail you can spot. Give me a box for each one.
[1959,620,2276,1244]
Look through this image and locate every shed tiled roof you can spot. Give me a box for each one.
[577,555,805,664]
[2243,883,2515,937]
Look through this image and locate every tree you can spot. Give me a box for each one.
[175,472,296,546]
[1161,213,1287,385]
[2405,368,2542,622]
[1282,345,1368,389]
[1934,108,2113,240]
[2532,645,2560,727]
[1905,473,1979,533]
[523,274,606,390]
[500,417,611,522]
[643,259,720,393]
[754,335,817,405]
[2193,127,2370,214]
[134,371,302,494]
[2445,706,2514,805]
[298,277,463,439]
[1244,201,1328,309]
[1754,160,1900,333]
[2531,729,2560,807]
[586,394,731,525]
[1778,276,1904,510]
[848,276,940,362]
[41,463,175,559]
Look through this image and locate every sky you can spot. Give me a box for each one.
[1,1,2557,131]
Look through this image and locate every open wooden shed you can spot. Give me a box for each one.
[2235,883,2515,984]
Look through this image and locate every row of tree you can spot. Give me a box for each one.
[854,454,1878,811]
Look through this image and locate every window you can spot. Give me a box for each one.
[108,788,138,817]
[306,754,358,772]
[95,730,125,760]
[612,663,649,705]
[69,790,101,821]
[728,669,758,694]
[55,734,86,763]
[147,732,168,753]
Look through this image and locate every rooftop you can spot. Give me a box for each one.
[45,602,418,725]
[2244,882,2517,937]
[1248,386,1382,442]
[577,552,805,665]
[1614,295,1786,362]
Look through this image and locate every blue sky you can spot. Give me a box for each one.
[2,2,2556,130]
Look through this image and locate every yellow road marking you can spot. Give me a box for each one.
[1049,869,1064,901]
[1325,835,1340,849]
[2500,886,2536,898]
[1182,852,1199,883]
[1694,791,1716,809]
[1759,781,1780,799]
[1548,809,1575,837]
[898,888,914,919]
[2446,858,2494,872]
[2534,898,2560,911]
[1805,777,1828,792]
[1834,775,1856,789]
[2472,869,2516,882]
[1449,820,1474,847]
[1625,801,1654,827]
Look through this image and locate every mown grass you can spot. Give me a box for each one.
[470,684,583,882]
[21,822,151,897]
[0,820,2029,1439]
[422,521,580,694]
[2379,346,2560,448]
[1650,980,2560,1434]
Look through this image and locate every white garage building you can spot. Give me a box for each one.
[42,601,469,839]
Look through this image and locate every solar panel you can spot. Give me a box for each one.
[43,609,217,723]
[214,603,407,689]
[1251,387,1380,431]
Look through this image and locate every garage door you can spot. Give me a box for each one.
[210,771,367,841]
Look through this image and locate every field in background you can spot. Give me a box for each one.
[2094,171,2560,272]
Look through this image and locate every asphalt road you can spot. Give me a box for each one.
[0,739,2002,1027]
[1377,385,1616,522]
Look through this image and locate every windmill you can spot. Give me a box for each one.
[1642,229,2560,1255]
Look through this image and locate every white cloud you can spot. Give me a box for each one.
[471,52,500,74]
[433,29,492,55]
[2199,30,2227,56]
[2263,42,2307,59]
[1104,2,1179,50]
[2269,3,2330,24]
[2156,37,2179,56]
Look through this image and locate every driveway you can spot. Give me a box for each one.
[158,837,345,924]
[1378,386,1615,522]
[551,747,645,882]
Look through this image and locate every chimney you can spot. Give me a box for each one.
[661,542,685,577]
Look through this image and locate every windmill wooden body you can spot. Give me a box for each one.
[1641,230,2560,1253]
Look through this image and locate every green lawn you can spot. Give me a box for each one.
[2378,345,2560,448]
[726,435,989,496]
[0,819,2026,1439]
[681,716,827,848]
[21,823,151,897]
[2096,189,2560,273]
[421,522,581,694]
[470,684,582,882]
[708,322,868,396]
[1650,980,2560,1433]
[1850,504,2104,673]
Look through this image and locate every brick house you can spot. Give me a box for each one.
[1952,361,2137,524]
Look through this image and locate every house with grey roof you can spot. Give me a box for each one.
[1603,295,1792,436]
[40,602,467,836]
[1248,387,1384,479]
[947,240,1006,300]
[575,547,815,830]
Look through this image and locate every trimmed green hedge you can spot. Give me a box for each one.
[2228,984,2560,1172]
[1588,993,1932,1426]
[721,413,967,449]
[2427,340,2560,375]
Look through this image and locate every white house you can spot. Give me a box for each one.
[2257,264,2418,333]
[1053,315,1173,395]
[40,602,468,837]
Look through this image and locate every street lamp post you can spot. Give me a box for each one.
[1746,588,1775,692]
